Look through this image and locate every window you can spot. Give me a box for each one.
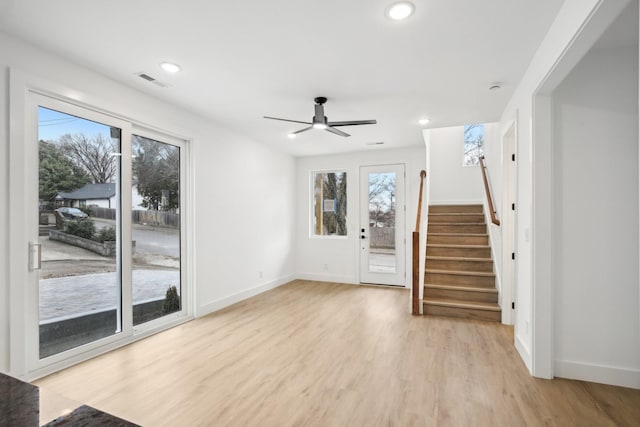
[312,171,347,236]
[463,124,484,166]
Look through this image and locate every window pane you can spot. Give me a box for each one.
[312,172,347,236]
[463,124,485,166]
[368,172,396,273]
[131,135,181,325]
[38,106,121,359]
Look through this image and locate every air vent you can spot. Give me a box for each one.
[138,73,156,82]
[366,141,385,146]
[136,72,170,88]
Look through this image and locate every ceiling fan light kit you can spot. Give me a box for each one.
[264,96,377,138]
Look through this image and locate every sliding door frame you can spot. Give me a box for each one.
[9,69,193,380]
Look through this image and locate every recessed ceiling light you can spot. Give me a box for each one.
[287,133,297,139]
[160,62,181,73]
[419,118,430,125]
[387,2,415,20]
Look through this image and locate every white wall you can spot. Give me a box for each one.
[0,32,296,374]
[552,45,639,388]
[295,147,426,285]
[500,0,607,373]
[427,126,483,204]
[498,0,639,387]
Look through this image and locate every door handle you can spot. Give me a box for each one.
[29,242,42,271]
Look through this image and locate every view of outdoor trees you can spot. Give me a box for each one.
[59,133,119,184]
[313,172,347,236]
[368,173,396,229]
[38,140,89,201]
[132,135,180,211]
[463,124,485,166]
[37,106,182,357]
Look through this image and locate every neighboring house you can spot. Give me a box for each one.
[56,183,116,209]
[56,182,147,210]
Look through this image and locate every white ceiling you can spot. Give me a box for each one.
[0,0,565,156]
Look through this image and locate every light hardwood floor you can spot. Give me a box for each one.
[35,280,640,426]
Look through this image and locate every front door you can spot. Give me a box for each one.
[359,164,405,286]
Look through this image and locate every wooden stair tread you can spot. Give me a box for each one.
[428,233,488,237]
[426,256,492,262]
[427,222,487,227]
[423,297,501,311]
[428,244,491,249]
[425,284,498,294]
[426,269,495,277]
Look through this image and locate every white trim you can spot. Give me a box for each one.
[501,118,518,326]
[197,274,296,317]
[555,360,640,390]
[531,94,554,379]
[515,333,532,373]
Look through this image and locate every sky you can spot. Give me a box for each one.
[38,106,111,142]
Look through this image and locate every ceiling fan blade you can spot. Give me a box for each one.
[326,126,350,137]
[328,120,377,127]
[292,125,314,135]
[263,116,312,125]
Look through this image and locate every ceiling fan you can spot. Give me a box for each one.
[264,97,377,137]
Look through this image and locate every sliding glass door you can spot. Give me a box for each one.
[22,91,188,374]
[37,106,124,359]
[131,134,182,326]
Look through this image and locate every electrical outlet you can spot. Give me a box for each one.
[323,264,328,270]
[259,271,263,279]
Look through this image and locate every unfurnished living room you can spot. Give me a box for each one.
[1,0,639,426]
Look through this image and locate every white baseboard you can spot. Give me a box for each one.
[197,274,296,317]
[555,359,640,389]
[515,333,533,373]
[295,273,358,284]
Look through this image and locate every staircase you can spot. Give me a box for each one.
[424,204,501,322]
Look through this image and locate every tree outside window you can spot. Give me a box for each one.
[464,124,484,166]
[312,171,347,236]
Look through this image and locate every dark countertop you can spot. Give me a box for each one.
[0,372,139,426]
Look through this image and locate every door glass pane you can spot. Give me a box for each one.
[131,135,181,325]
[368,172,397,273]
[38,106,121,359]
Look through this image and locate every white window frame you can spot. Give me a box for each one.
[9,69,193,380]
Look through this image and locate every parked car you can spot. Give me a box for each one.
[55,207,88,219]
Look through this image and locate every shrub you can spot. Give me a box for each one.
[162,285,180,315]
[65,218,96,240]
[94,226,116,242]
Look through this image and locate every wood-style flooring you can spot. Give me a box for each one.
[35,280,640,426]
